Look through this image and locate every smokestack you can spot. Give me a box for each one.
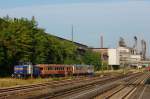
[133,36,138,54]
[133,36,137,49]
[141,39,146,60]
[100,35,103,48]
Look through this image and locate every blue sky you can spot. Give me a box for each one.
[0,0,150,55]
[0,0,124,8]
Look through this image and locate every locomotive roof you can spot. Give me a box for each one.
[15,65,29,67]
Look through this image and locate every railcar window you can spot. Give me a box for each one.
[40,68,43,70]
[55,67,58,70]
[48,67,52,70]
[45,67,47,70]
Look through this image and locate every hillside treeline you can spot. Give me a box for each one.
[0,16,101,76]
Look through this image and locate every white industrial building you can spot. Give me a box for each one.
[117,47,130,63]
[117,46,142,63]
[129,55,141,62]
[108,46,142,69]
[108,49,120,69]
[108,49,120,66]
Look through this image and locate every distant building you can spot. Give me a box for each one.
[130,55,141,62]
[91,48,108,61]
[117,47,130,63]
[91,46,142,69]
[107,46,142,69]
[117,46,142,67]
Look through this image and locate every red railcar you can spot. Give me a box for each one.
[37,64,73,77]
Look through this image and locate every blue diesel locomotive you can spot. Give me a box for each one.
[12,64,40,78]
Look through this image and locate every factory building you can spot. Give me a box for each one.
[91,48,108,61]
[129,55,141,62]
[117,47,130,63]
[117,46,142,63]
[91,36,146,70]
[116,46,142,69]
[91,46,142,69]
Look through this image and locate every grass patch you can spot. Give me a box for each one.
[0,78,53,88]
[0,76,75,88]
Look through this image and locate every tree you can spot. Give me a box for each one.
[83,50,101,71]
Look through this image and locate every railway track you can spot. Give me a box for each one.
[34,72,142,99]
[127,73,150,99]
[95,72,150,99]
[0,72,142,99]
[0,75,115,99]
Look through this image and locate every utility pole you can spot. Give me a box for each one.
[100,34,104,73]
[71,24,74,42]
